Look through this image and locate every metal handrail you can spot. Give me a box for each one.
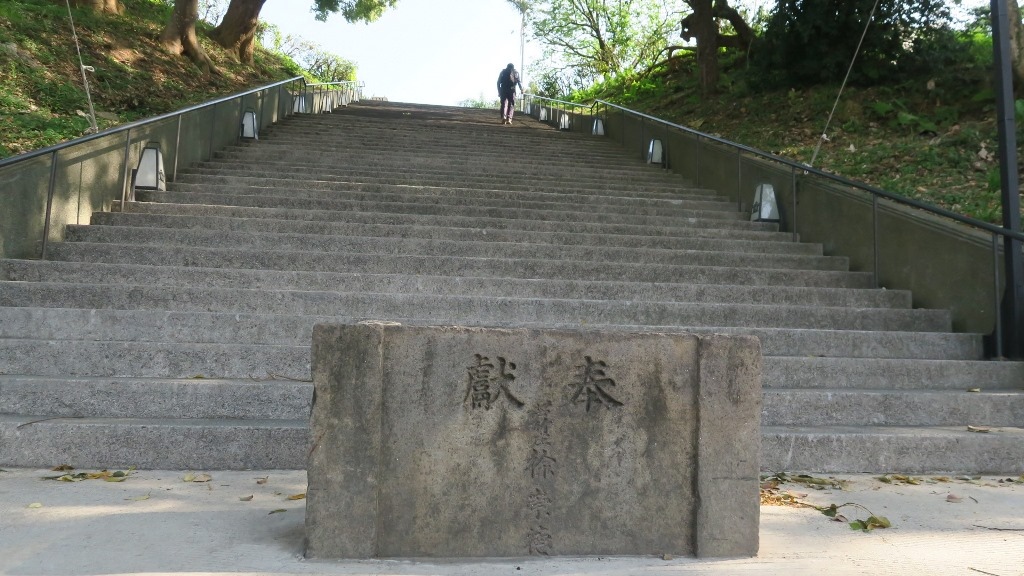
[522,94,595,130]
[307,80,365,88]
[591,99,1024,241]
[523,93,591,111]
[0,74,351,264]
[0,76,306,169]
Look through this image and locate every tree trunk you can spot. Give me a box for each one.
[1008,0,1024,90]
[212,0,267,64]
[690,0,718,93]
[67,0,122,13]
[712,0,754,52]
[161,0,219,75]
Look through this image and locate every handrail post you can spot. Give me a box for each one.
[208,103,217,161]
[120,128,132,209]
[993,232,1004,358]
[258,88,265,133]
[639,117,645,162]
[172,114,182,182]
[237,98,244,141]
[736,149,742,212]
[872,194,880,289]
[40,150,58,260]
[791,167,798,243]
[695,135,701,187]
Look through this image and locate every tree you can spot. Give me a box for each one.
[260,24,356,82]
[753,0,954,87]
[679,0,755,93]
[1008,0,1024,89]
[211,0,398,63]
[530,0,678,85]
[211,0,266,63]
[161,0,219,74]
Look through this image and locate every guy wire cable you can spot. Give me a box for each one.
[65,0,99,134]
[809,0,881,169]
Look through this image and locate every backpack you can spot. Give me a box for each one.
[500,68,518,91]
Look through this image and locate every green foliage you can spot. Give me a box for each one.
[529,0,677,88]
[257,22,354,83]
[751,0,957,87]
[312,0,399,22]
[458,94,500,109]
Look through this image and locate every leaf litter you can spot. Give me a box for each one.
[182,472,212,483]
[43,466,134,483]
[761,472,891,533]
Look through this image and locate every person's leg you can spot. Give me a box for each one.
[500,94,511,121]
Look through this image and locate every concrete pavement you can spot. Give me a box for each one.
[1,468,1022,575]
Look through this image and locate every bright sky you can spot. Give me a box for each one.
[259,0,540,106]
[258,0,993,107]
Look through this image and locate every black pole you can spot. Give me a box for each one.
[991,0,1024,358]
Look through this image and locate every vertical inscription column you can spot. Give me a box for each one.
[526,401,555,555]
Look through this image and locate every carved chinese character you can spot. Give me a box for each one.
[569,356,623,411]
[464,354,523,410]
[528,488,553,521]
[526,447,557,479]
[527,525,553,556]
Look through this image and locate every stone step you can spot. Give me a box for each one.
[119,199,786,238]
[1,259,896,307]
[176,168,697,197]
[0,282,948,332]
[0,375,310,420]
[6,336,1003,384]
[0,415,308,469]
[246,142,642,169]
[138,188,752,227]
[63,226,842,271]
[172,174,730,211]
[261,123,626,152]
[764,356,1024,389]
[0,306,981,360]
[0,339,309,379]
[762,425,1024,474]
[5,416,1022,472]
[206,152,686,183]
[162,177,744,220]
[14,377,1013,428]
[89,212,819,255]
[764,389,1024,426]
[188,160,699,191]
[44,242,873,288]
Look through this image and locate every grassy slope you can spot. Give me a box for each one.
[0,0,295,158]
[611,59,1016,225]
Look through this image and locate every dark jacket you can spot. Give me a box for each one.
[498,68,522,95]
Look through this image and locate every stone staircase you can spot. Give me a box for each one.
[2,101,1022,473]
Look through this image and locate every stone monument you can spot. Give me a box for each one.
[306,323,761,559]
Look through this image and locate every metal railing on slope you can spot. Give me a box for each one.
[520,94,592,131]
[0,76,352,262]
[299,80,365,113]
[522,94,1024,358]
